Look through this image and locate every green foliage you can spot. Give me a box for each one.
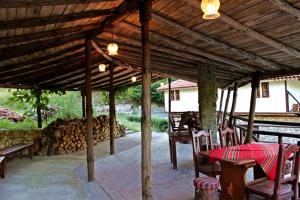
[49,92,82,120]
[98,79,165,106]
[126,115,168,132]
[9,88,65,117]
[0,118,37,130]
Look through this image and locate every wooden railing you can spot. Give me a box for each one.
[233,116,300,144]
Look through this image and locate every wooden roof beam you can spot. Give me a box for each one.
[184,0,300,58]
[0,44,84,74]
[120,21,261,72]
[0,32,85,61]
[0,0,114,7]
[269,0,300,21]
[0,24,96,45]
[152,12,287,70]
[0,9,114,30]
[96,38,249,75]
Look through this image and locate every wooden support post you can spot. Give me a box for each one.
[245,73,260,144]
[140,0,153,199]
[168,77,171,132]
[109,62,116,155]
[229,82,238,127]
[285,80,289,112]
[222,87,231,129]
[36,89,42,128]
[85,37,95,181]
[81,89,86,118]
[217,90,224,128]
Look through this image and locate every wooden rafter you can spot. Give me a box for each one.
[152,12,287,70]
[0,32,85,61]
[0,9,113,30]
[0,44,84,75]
[0,24,96,45]
[183,0,300,59]
[119,21,260,72]
[269,0,300,20]
[0,0,114,7]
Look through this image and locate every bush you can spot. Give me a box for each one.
[0,118,37,130]
[126,115,168,132]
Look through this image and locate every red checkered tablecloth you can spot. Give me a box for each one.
[209,143,280,180]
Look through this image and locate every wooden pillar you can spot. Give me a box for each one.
[245,73,260,144]
[285,80,289,112]
[81,89,86,118]
[168,78,171,132]
[217,89,224,128]
[109,62,116,155]
[222,87,231,129]
[36,89,42,128]
[85,37,94,181]
[229,82,238,127]
[140,0,153,199]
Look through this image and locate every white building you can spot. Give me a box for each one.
[157,76,300,113]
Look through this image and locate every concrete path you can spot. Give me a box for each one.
[0,132,194,200]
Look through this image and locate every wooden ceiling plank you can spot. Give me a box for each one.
[269,0,300,21]
[120,21,261,72]
[183,0,300,59]
[0,24,96,45]
[152,12,288,70]
[0,43,84,75]
[0,32,85,61]
[0,8,114,29]
[0,0,115,8]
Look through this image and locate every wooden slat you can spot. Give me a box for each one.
[0,9,113,30]
[269,0,300,21]
[0,0,115,8]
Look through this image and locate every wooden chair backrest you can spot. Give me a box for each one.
[218,127,238,148]
[192,129,213,157]
[273,143,300,199]
[169,114,177,131]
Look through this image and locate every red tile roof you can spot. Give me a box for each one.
[157,79,197,91]
[266,74,300,81]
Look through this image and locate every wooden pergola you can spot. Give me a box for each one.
[0,0,300,199]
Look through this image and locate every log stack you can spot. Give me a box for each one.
[41,115,125,155]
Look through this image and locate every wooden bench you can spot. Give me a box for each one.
[0,143,34,160]
[0,156,6,178]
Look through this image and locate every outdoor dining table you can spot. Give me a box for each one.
[199,143,280,200]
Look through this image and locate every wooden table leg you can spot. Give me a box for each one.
[29,145,33,159]
[171,138,177,169]
[219,160,255,200]
[169,136,173,163]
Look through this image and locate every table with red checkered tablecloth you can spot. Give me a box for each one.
[209,143,279,180]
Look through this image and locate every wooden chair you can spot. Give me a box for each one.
[192,129,221,178]
[245,143,300,200]
[218,127,238,148]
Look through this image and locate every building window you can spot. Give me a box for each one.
[256,83,260,98]
[261,82,269,98]
[170,90,180,101]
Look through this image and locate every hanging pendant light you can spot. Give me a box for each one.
[107,26,118,56]
[131,76,137,82]
[98,64,106,72]
[201,0,221,20]
[107,43,118,56]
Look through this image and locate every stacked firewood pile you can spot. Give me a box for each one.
[0,108,24,122]
[41,116,126,155]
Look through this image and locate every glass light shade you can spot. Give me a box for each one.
[107,43,118,56]
[98,64,106,72]
[201,0,220,20]
[131,76,137,82]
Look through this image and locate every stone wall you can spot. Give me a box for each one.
[0,116,126,155]
[0,129,43,153]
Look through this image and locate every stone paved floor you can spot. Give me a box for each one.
[0,132,259,200]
